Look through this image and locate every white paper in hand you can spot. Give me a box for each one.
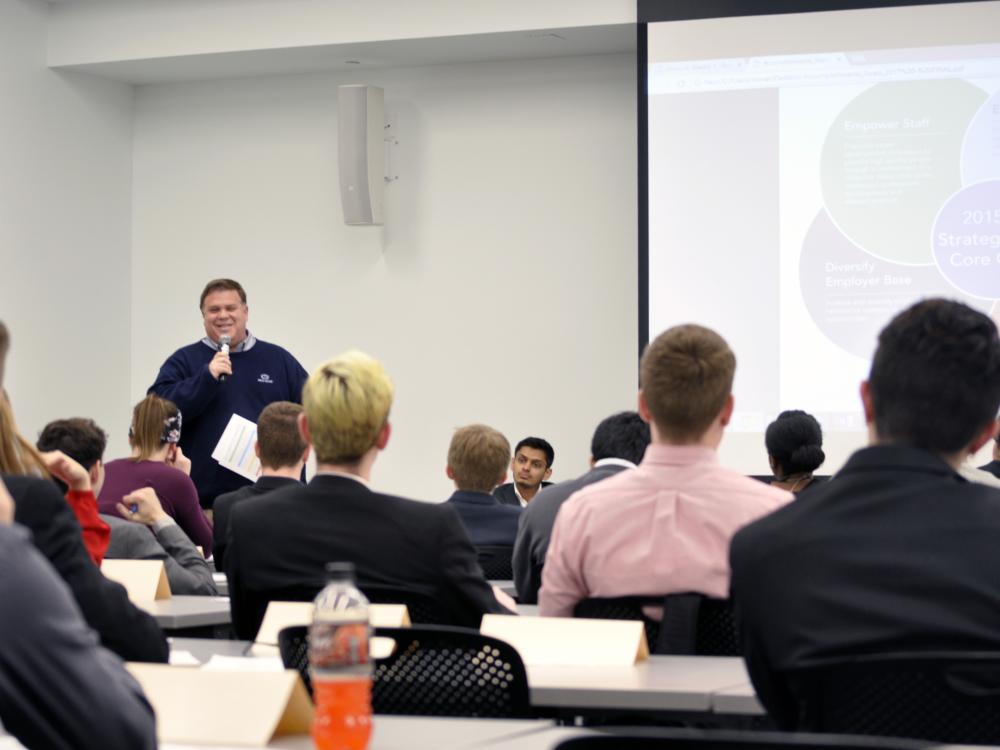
[211,414,261,481]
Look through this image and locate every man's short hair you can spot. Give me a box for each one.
[37,418,108,471]
[514,437,554,468]
[303,350,393,464]
[591,411,651,465]
[640,324,735,441]
[869,298,1000,454]
[200,278,247,310]
[256,402,306,469]
[448,425,511,493]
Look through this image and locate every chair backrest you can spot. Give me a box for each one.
[372,625,532,718]
[359,583,451,625]
[278,623,533,718]
[476,545,514,581]
[277,624,312,696]
[553,727,928,750]
[787,651,1000,743]
[573,596,663,651]
[658,594,740,656]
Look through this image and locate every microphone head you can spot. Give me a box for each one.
[219,335,231,348]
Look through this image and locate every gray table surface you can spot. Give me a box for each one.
[1,716,556,750]
[171,639,757,714]
[140,596,232,628]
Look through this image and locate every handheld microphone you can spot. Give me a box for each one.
[219,335,231,383]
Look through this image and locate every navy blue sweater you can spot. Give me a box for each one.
[148,339,308,507]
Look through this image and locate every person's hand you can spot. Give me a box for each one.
[0,481,14,526]
[116,487,169,526]
[208,350,232,381]
[40,450,91,492]
[167,445,192,475]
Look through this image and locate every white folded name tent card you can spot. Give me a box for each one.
[253,600,409,659]
[255,601,411,645]
[101,559,171,602]
[127,663,311,747]
[480,614,649,667]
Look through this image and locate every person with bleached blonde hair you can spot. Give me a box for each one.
[225,350,514,640]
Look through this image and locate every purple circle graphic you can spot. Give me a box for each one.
[932,180,1000,300]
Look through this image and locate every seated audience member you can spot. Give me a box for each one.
[0,397,110,567]
[494,436,555,507]
[0,479,157,750]
[213,401,309,569]
[513,411,650,604]
[978,428,1000,478]
[225,350,514,639]
[0,320,167,663]
[765,410,826,494]
[444,424,521,546]
[98,394,214,557]
[37,418,216,595]
[539,325,791,617]
[730,299,1000,729]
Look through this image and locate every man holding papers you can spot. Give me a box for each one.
[148,278,308,510]
[225,350,512,639]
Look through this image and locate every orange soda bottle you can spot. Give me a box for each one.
[309,562,372,750]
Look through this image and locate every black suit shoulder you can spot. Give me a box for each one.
[5,475,168,663]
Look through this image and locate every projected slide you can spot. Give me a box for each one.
[647,31,1000,434]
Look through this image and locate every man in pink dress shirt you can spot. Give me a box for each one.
[539,324,792,617]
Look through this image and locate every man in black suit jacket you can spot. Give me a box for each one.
[444,424,522,547]
[6,475,169,662]
[512,411,650,603]
[226,350,513,640]
[731,299,1000,730]
[493,436,555,507]
[213,401,308,569]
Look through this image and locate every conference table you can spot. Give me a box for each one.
[170,638,762,717]
[0,716,561,750]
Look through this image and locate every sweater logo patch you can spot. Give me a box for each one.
[257,373,273,384]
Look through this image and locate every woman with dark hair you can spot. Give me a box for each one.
[765,410,825,494]
[98,394,214,556]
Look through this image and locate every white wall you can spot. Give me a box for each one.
[131,53,639,501]
[0,0,134,457]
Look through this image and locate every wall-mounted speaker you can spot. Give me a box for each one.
[337,84,384,226]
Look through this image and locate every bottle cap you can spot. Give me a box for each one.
[324,561,356,580]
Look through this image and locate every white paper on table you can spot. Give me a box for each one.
[168,650,201,666]
[202,655,284,672]
[211,413,261,481]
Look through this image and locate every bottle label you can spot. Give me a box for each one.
[309,621,370,678]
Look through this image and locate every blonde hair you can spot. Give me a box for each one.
[0,390,49,477]
[303,350,394,464]
[447,425,511,493]
[129,394,181,462]
[640,324,735,442]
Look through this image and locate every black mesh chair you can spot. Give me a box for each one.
[573,594,739,656]
[476,545,515,581]
[786,651,1000,744]
[553,727,928,750]
[573,596,664,651]
[277,624,533,719]
[659,594,740,656]
[359,583,451,625]
[372,625,532,718]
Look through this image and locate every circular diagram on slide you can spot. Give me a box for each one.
[804,79,999,355]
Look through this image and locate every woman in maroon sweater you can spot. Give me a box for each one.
[98,395,214,557]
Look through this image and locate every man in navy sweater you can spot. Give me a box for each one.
[149,279,308,510]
